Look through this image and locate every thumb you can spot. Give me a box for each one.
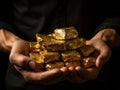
[9,54,36,70]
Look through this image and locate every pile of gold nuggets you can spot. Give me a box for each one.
[29,27,98,72]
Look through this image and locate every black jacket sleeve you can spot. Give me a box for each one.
[0,0,14,31]
[95,17,120,35]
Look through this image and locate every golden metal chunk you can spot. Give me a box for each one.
[40,50,60,63]
[65,38,86,50]
[29,52,45,72]
[36,34,54,43]
[29,52,44,63]
[29,42,40,49]
[45,61,65,70]
[61,50,81,62]
[78,45,95,56]
[43,39,66,51]
[30,48,41,53]
[36,33,66,51]
[53,27,78,40]
[81,57,96,68]
[29,26,98,71]
[29,42,41,52]
[65,61,81,67]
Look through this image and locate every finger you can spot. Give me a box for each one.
[10,54,35,70]
[96,46,112,68]
[76,66,99,80]
[43,67,70,85]
[68,66,86,83]
[19,68,62,84]
[60,67,70,79]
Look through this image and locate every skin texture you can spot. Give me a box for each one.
[0,28,120,84]
[67,39,112,83]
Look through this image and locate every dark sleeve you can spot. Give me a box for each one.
[0,0,14,32]
[0,22,13,31]
[95,17,120,35]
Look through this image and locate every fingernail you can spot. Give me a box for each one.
[29,61,35,69]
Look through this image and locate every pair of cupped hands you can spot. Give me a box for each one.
[9,32,112,85]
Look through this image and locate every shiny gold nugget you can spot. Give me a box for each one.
[36,34,54,42]
[29,52,44,71]
[81,57,96,68]
[29,52,44,63]
[29,42,41,52]
[65,61,81,67]
[61,50,81,62]
[53,27,78,40]
[43,39,66,51]
[65,38,86,50]
[78,45,95,56]
[36,34,66,51]
[40,50,60,63]
[45,61,65,70]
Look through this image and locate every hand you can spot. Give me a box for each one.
[9,39,69,85]
[67,39,112,84]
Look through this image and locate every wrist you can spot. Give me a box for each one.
[92,29,120,48]
[0,29,21,53]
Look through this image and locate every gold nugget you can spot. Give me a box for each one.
[40,50,60,63]
[29,42,41,52]
[36,34,54,42]
[61,50,81,62]
[36,34,66,51]
[29,52,44,71]
[52,27,78,40]
[29,26,97,71]
[45,61,65,70]
[66,38,86,50]
[43,39,66,51]
[65,61,81,67]
[81,57,96,68]
[78,45,95,56]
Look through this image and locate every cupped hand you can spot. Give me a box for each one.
[67,39,112,84]
[9,39,69,85]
